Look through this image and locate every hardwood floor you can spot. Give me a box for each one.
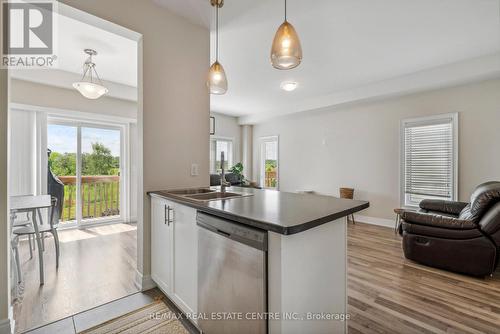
[13,223,138,333]
[347,222,500,334]
[15,221,500,333]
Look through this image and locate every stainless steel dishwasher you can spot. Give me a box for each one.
[197,212,267,334]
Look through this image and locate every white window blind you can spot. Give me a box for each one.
[402,114,457,206]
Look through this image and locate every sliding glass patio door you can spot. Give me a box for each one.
[47,123,78,222]
[47,120,124,226]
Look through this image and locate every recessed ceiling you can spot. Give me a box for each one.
[11,9,138,100]
[195,0,500,122]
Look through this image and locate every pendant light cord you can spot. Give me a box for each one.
[89,54,93,83]
[81,53,103,85]
[284,0,287,21]
[216,3,219,61]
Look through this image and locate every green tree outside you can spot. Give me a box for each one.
[49,142,121,221]
[49,142,120,176]
[82,143,119,176]
[48,151,77,176]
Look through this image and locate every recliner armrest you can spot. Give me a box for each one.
[401,210,476,230]
[419,199,469,215]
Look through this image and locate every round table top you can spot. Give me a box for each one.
[394,208,405,214]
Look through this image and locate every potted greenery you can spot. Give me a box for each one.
[229,162,246,185]
[229,162,260,188]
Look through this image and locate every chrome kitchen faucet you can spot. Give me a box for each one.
[220,151,230,193]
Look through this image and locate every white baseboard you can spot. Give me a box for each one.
[0,308,14,334]
[135,269,156,291]
[354,214,395,229]
[0,319,12,334]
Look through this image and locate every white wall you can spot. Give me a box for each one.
[0,6,11,333]
[129,123,138,221]
[10,79,137,119]
[241,125,253,180]
[0,81,9,330]
[253,79,500,220]
[58,0,210,285]
[0,3,10,330]
[210,112,242,165]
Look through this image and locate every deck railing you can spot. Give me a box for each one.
[57,175,120,222]
[265,171,277,188]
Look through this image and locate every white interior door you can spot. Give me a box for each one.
[259,136,279,190]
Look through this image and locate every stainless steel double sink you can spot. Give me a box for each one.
[167,188,252,202]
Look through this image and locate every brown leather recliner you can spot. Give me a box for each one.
[400,181,500,277]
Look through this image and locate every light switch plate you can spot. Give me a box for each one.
[191,163,199,176]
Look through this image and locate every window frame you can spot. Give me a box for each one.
[209,136,234,174]
[400,113,458,208]
[259,135,279,190]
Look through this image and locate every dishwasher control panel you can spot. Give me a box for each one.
[196,212,268,251]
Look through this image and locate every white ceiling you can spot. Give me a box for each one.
[11,10,138,100]
[153,0,212,28]
[156,0,500,123]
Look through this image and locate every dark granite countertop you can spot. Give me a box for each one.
[148,187,369,235]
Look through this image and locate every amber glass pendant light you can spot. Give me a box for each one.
[271,0,303,70]
[207,0,228,95]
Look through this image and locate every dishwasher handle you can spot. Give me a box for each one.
[216,229,231,237]
[197,212,267,251]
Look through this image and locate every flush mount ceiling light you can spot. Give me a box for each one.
[73,49,109,100]
[271,0,303,70]
[207,0,228,95]
[280,81,298,91]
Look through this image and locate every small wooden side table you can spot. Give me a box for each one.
[394,208,404,234]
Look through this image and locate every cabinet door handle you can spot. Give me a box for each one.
[165,204,170,225]
[167,207,174,226]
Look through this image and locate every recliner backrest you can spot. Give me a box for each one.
[469,181,500,218]
[478,201,500,245]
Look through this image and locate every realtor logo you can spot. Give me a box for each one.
[2,0,58,68]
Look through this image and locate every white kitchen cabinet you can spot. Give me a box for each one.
[150,196,174,295]
[172,202,198,316]
[150,195,198,317]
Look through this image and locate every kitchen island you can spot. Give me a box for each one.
[148,186,369,334]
